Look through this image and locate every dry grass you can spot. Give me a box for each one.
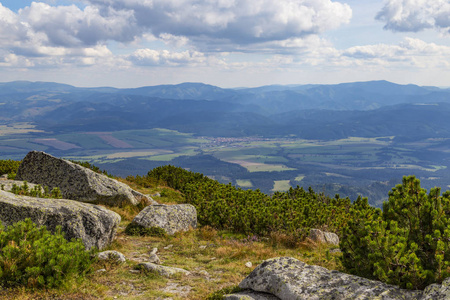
[0,219,342,300]
[0,183,343,299]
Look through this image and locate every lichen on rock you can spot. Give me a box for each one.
[129,204,197,235]
[137,262,191,277]
[0,190,120,250]
[16,151,156,207]
[309,228,339,245]
[238,257,427,300]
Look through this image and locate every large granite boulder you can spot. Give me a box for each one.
[16,151,155,207]
[224,290,280,299]
[0,190,121,250]
[233,257,450,300]
[130,204,197,235]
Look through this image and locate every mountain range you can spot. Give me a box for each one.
[1,80,450,140]
[1,80,450,204]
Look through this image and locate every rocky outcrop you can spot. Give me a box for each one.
[16,151,156,207]
[309,228,339,245]
[0,190,120,250]
[129,204,197,235]
[230,257,450,300]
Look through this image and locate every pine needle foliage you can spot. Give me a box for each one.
[341,176,450,290]
[147,165,356,239]
[0,219,94,289]
[0,159,21,179]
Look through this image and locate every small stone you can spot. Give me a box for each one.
[164,244,174,250]
[329,248,342,253]
[97,250,127,263]
[96,268,107,273]
[150,247,158,255]
[199,245,207,249]
[149,253,161,264]
[245,262,253,268]
[129,270,141,274]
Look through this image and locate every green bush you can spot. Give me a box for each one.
[124,223,167,237]
[146,165,354,239]
[9,182,62,199]
[0,159,21,178]
[0,219,94,288]
[341,176,450,290]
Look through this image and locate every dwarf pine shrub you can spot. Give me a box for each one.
[0,159,21,178]
[125,223,167,237]
[0,219,94,288]
[341,176,450,290]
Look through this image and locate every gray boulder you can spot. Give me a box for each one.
[422,278,450,300]
[16,151,156,207]
[137,262,191,277]
[0,190,120,250]
[238,257,424,300]
[224,290,280,299]
[130,204,197,235]
[309,228,339,245]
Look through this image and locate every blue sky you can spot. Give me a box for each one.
[0,0,449,88]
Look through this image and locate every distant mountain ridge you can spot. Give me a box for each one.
[1,80,450,140]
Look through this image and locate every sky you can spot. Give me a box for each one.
[0,0,449,88]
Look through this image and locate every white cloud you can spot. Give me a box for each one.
[342,38,450,68]
[129,49,208,66]
[86,0,352,51]
[376,0,450,34]
[0,4,29,47]
[19,2,139,47]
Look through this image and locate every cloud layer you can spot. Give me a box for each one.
[87,0,352,50]
[376,0,450,34]
[0,1,448,87]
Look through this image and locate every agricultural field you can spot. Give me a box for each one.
[1,126,450,204]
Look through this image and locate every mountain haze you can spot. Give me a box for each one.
[1,80,450,204]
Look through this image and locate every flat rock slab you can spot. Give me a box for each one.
[137,262,191,277]
[16,151,156,207]
[130,204,197,235]
[0,190,120,250]
[224,290,281,300]
[0,179,45,193]
[239,257,426,300]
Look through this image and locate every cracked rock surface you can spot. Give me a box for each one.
[235,257,450,300]
[16,151,156,207]
[130,204,197,235]
[0,190,120,250]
